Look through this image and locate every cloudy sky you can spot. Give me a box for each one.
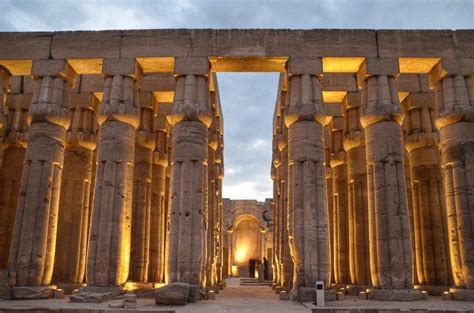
[1,0,473,200]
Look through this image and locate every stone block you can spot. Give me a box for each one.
[79,74,104,92]
[442,291,452,300]
[279,290,289,300]
[361,58,400,77]
[134,287,156,298]
[311,308,332,313]
[54,289,65,299]
[397,74,421,92]
[6,94,33,110]
[80,286,124,298]
[367,289,424,301]
[142,73,175,92]
[296,288,336,303]
[51,30,122,59]
[124,301,137,309]
[11,286,56,299]
[449,288,474,301]
[456,30,474,58]
[187,285,200,303]
[377,30,456,58]
[0,32,52,59]
[359,291,367,300]
[8,76,23,93]
[124,293,137,302]
[275,286,282,294]
[208,290,216,300]
[69,292,113,303]
[23,76,36,94]
[155,282,190,305]
[174,57,210,75]
[287,57,322,75]
[109,302,124,309]
[321,73,358,92]
[103,58,142,77]
[336,292,345,300]
[31,59,76,81]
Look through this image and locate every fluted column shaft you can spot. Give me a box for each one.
[403,93,450,286]
[0,91,29,268]
[166,58,212,287]
[343,93,371,286]
[285,59,330,290]
[359,61,413,289]
[149,104,169,283]
[433,60,474,288]
[87,59,141,287]
[329,116,350,285]
[53,93,98,284]
[9,60,76,286]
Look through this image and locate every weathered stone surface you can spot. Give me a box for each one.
[11,286,56,299]
[296,287,337,303]
[449,288,474,301]
[367,289,424,301]
[155,282,191,305]
[69,292,112,303]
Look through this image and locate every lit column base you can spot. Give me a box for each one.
[449,288,474,301]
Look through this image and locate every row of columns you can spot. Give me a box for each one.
[0,57,224,291]
[272,57,474,294]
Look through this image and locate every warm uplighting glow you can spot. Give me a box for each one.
[154,283,166,289]
[153,91,174,103]
[0,59,32,75]
[231,265,238,276]
[399,58,440,73]
[235,247,247,263]
[322,57,365,73]
[93,92,104,102]
[67,58,102,74]
[398,92,409,102]
[209,57,288,72]
[323,91,347,103]
[136,57,175,73]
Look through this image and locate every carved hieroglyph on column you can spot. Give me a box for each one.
[359,58,413,290]
[53,93,98,285]
[402,93,450,287]
[149,102,170,283]
[0,88,30,268]
[130,92,156,283]
[166,57,212,287]
[431,59,474,289]
[329,115,350,285]
[9,60,76,286]
[285,58,330,290]
[343,92,371,287]
[87,59,141,287]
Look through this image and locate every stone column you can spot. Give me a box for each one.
[129,92,156,283]
[86,59,141,287]
[215,135,224,285]
[431,59,474,296]
[343,92,371,288]
[166,57,212,287]
[358,58,416,298]
[226,228,234,276]
[149,102,170,283]
[0,90,30,268]
[8,60,76,291]
[402,93,450,291]
[207,119,218,288]
[285,58,330,293]
[53,93,98,287]
[323,126,335,284]
[329,116,350,285]
[0,66,11,168]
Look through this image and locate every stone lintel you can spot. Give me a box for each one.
[174,57,210,76]
[429,58,474,87]
[6,93,32,109]
[343,91,361,109]
[321,73,357,92]
[287,57,322,75]
[142,73,175,92]
[402,92,435,111]
[330,115,344,131]
[357,57,399,87]
[102,58,142,78]
[139,91,157,110]
[69,92,100,110]
[325,103,343,117]
[397,74,421,93]
[31,59,77,84]
[79,74,104,93]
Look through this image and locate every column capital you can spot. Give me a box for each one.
[357,57,399,88]
[0,65,11,91]
[4,93,31,147]
[66,92,99,150]
[103,58,143,79]
[429,58,474,87]
[329,116,345,167]
[286,57,322,76]
[174,57,210,76]
[32,59,77,85]
[136,92,157,150]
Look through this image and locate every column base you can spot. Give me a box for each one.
[414,284,449,296]
[345,284,370,296]
[291,287,337,303]
[56,283,86,295]
[11,285,57,299]
[449,288,474,301]
[367,288,424,301]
